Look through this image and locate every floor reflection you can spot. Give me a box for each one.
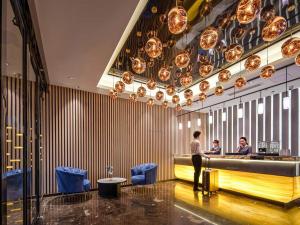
[40,181,300,225]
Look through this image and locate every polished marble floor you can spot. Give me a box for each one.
[40,181,300,225]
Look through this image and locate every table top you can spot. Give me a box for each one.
[97,177,127,184]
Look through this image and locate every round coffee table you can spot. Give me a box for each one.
[97,177,127,198]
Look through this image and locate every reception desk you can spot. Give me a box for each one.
[174,155,300,204]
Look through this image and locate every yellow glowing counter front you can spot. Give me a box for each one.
[174,155,300,204]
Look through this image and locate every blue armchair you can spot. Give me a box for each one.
[2,168,32,202]
[55,167,91,194]
[2,169,23,201]
[131,163,158,185]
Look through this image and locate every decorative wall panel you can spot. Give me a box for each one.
[40,85,179,194]
[207,89,300,156]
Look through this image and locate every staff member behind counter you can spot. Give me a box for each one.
[236,137,252,155]
[205,140,221,155]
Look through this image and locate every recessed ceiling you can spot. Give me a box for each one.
[32,0,141,92]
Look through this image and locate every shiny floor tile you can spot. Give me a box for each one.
[40,181,300,225]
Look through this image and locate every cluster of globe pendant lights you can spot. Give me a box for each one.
[110,0,300,111]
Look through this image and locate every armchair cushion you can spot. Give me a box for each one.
[131,175,146,185]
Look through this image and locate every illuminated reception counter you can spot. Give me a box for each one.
[174,155,300,204]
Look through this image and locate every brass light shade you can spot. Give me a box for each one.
[175,104,182,111]
[199,80,210,92]
[199,26,219,50]
[260,4,276,22]
[180,73,193,87]
[146,78,157,90]
[262,16,287,42]
[186,98,193,106]
[244,55,261,71]
[235,76,247,88]
[295,54,300,66]
[155,90,164,101]
[129,93,138,102]
[172,95,180,104]
[162,100,169,109]
[224,44,244,63]
[122,71,134,84]
[131,57,146,74]
[214,85,224,96]
[137,86,146,97]
[218,69,231,82]
[199,62,214,78]
[184,89,193,99]
[158,66,171,81]
[166,84,175,96]
[199,92,207,102]
[147,98,155,107]
[109,89,118,100]
[115,81,125,93]
[236,0,261,24]
[260,65,275,79]
[281,37,300,58]
[175,51,190,68]
[168,6,188,34]
[145,37,163,58]
[232,26,246,40]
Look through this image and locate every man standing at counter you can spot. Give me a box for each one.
[191,131,209,191]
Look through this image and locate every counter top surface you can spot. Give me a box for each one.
[174,154,300,161]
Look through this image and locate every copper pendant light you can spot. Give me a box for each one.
[199,80,210,92]
[199,61,214,78]
[115,81,125,93]
[260,65,275,79]
[122,71,134,84]
[158,66,171,81]
[295,54,300,66]
[175,104,182,111]
[131,57,146,74]
[172,95,180,104]
[199,92,207,102]
[129,93,138,102]
[147,98,155,107]
[137,86,146,97]
[235,76,247,88]
[236,0,262,24]
[175,51,190,68]
[166,84,175,96]
[214,85,224,96]
[186,98,193,106]
[232,26,246,40]
[109,89,118,100]
[260,4,276,22]
[262,16,287,42]
[162,100,169,109]
[244,55,261,71]
[145,37,163,58]
[168,6,188,34]
[155,90,164,101]
[281,37,300,58]
[218,69,231,82]
[199,26,219,50]
[217,13,232,30]
[180,73,193,87]
[215,40,227,53]
[184,89,193,100]
[146,78,157,90]
[224,44,244,63]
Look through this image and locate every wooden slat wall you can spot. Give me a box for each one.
[176,112,207,155]
[40,85,179,195]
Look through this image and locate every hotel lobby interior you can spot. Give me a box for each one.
[2,0,300,224]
